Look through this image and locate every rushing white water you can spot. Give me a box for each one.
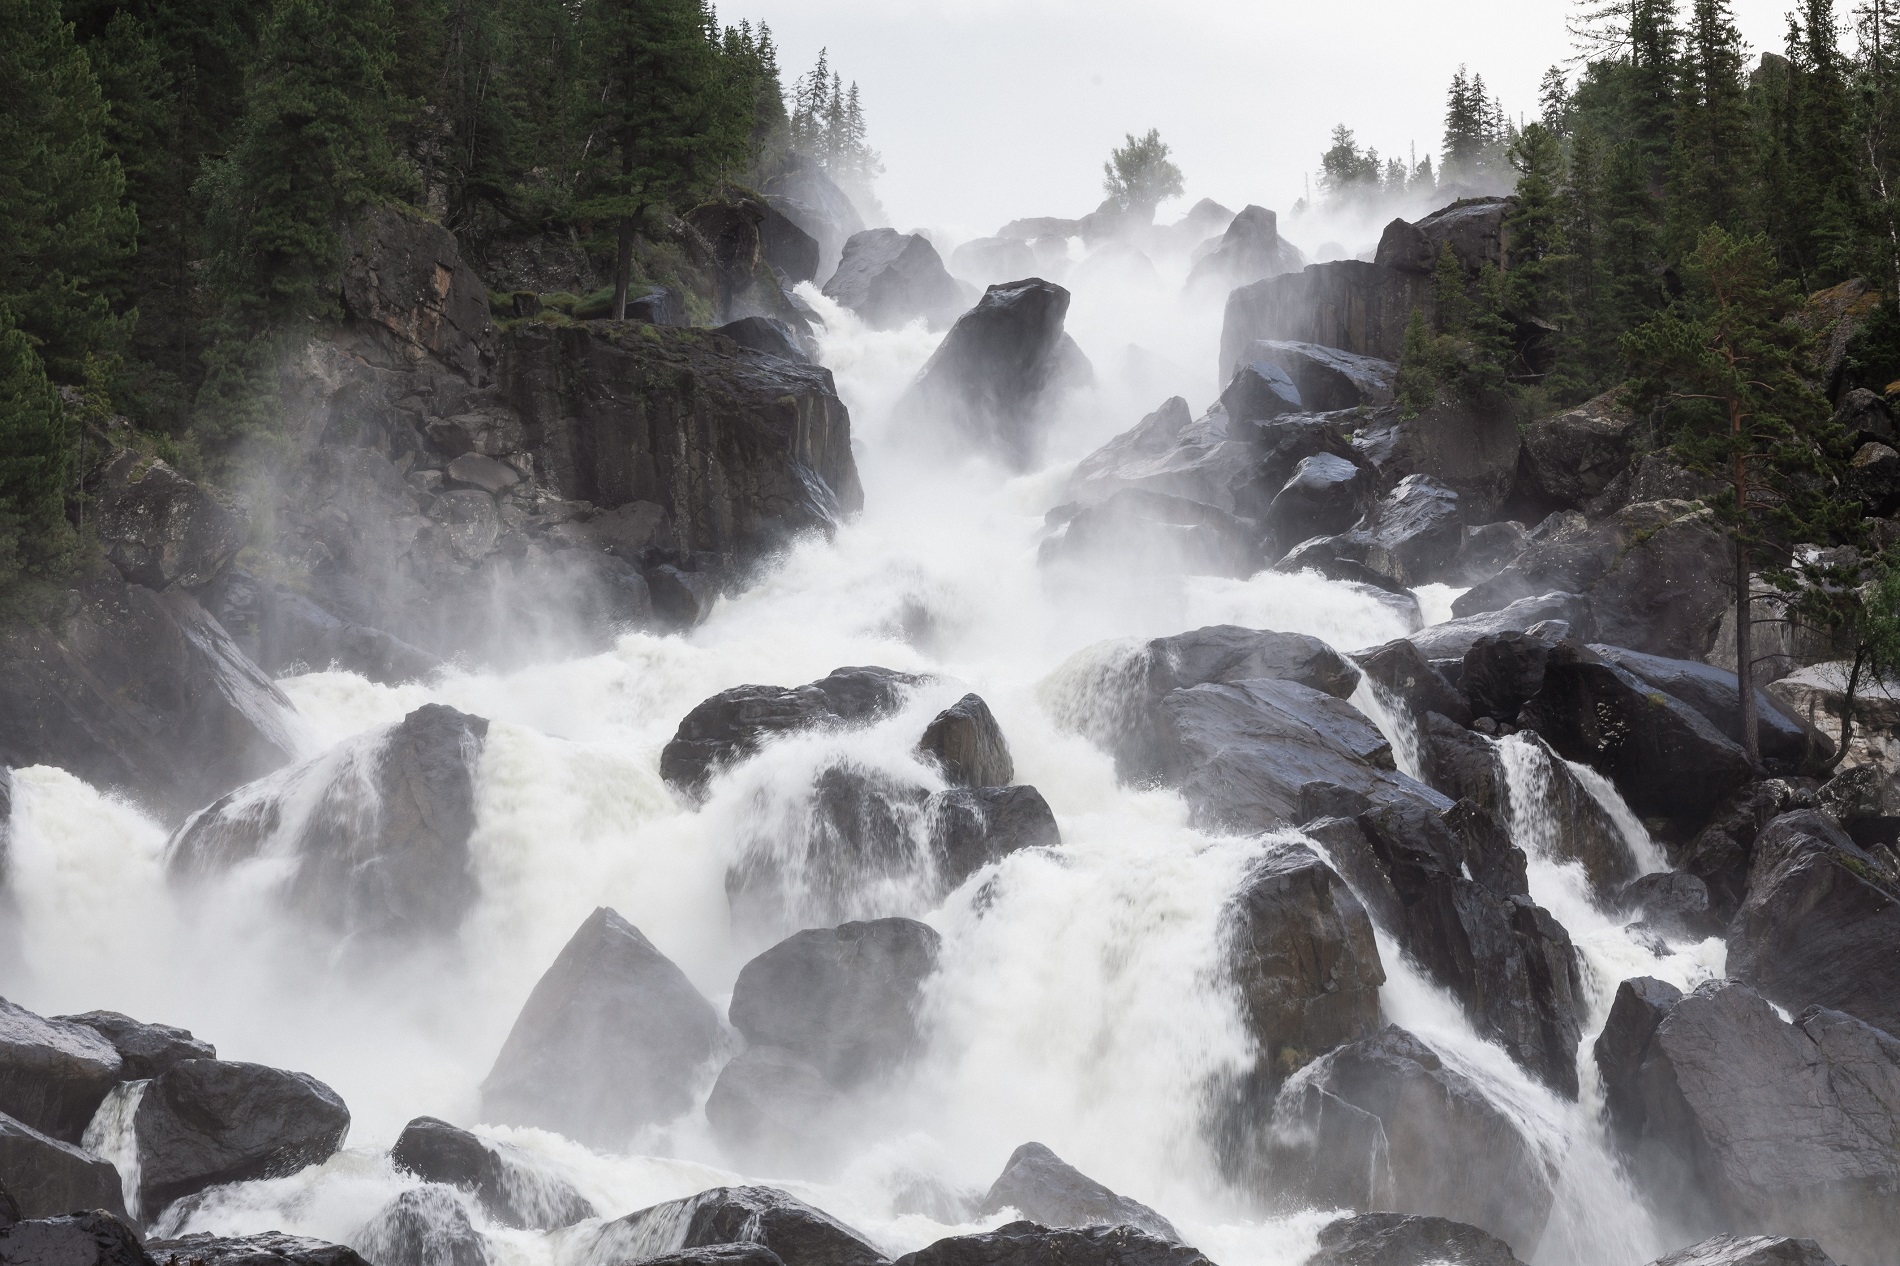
[84,1080,149,1221]
[0,239,1726,1266]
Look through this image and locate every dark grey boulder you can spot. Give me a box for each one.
[1519,642,1753,836]
[1462,633,1552,723]
[1618,871,1721,941]
[135,1059,350,1214]
[758,201,821,285]
[356,1187,489,1266]
[1446,521,1531,587]
[390,1116,594,1231]
[1278,476,1462,588]
[1352,640,1471,727]
[479,907,720,1149]
[1416,713,1504,811]
[1645,1234,1838,1266]
[91,451,242,591]
[891,1223,1209,1266]
[167,704,490,940]
[729,919,940,1088]
[977,1143,1177,1241]
[1220,261,1432,377]
[1515,391,1643,512]
[1847,441,1900,516]
[1225,843,1384,1086]
[764,154,864,278]
[1263,453,1372,553]
[1311,1213,1527,1266]
[1407,593,1594,661]
[148,1233,369,1266]
[1217,361,1303,423]
[717,317,809,364]
[54,1013,214,1081]
[0,998,123,1143]
[1264,1026,1553,1254]
[1588,646,1828,774]
[927,786,1060,890]
[821,229,966,331]
[0,1181,14,1230]
[1677,780,1814,921]
[1065,399,1254,512]
[199,570,442,686]
[630,1248,788,1266]
[0,1111,127,1221]
[1726,809,1900,1039]
[1229,416,1362,521]
[1497,731,1641,895]
[1592,975,1684,1148]
[900,279,1091,470]
[1185,205,1304,290]
[1353,393,1523,522]
[1040,491,1256,580]
[1837,386,1895,443]
[591,1185,887,1266]
[703,1045,843,1165]
[661,667,922,796]
[1243,342,1397,412]
[3,1212,152,1266]
[920,695,1013,789]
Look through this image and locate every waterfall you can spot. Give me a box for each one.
[83,1079,149,1222]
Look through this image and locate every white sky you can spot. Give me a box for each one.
[739,0,1819,236]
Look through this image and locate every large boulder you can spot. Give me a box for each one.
[1406,593,1594,661]
[390,1116,594,1231]
[899,279,1092,470]
[0,1112,127,1221]
[1184,206,1305,290]
[727,919,941,1087]
[1416,712,1506,810]
[703,1045,844,1166]
[135,1059,351,1214]
[1220,262,1433,378]
[55,1012,214,1081]
[1645,1235,1838,1266]
[1224,843,1384,1085]
[891,1224,1208,1266]
[1597,979,1900,1264]
[1039,490,1256,580]
[764,154,865,279]
[200,570,442,685]
[590,1185,887,1266]
[1262,453,1375,554]
[1263,1026,1554,1255]
[927,785,1061,891]
[1462,633,1551,723]
[1495,731,1643,895]
[661,667,921,797]
[919,695,1013,789]
[356,1187,489,1266]
[91,451,242,591]
[479,907,720,1148]
[757,200,822,285]
[1726,810,1900,1039]
[1676,780,1815,922]
[1516,391,1643,511]
[2,1213,152,1266]
[1351,639,1471,728]
[1589,646,1827,774]
[1066,399,1254,513]
[1217,361,1305,423]
[0,577,298,820]
[1310,1213,1527,1266]
[977,1143,1177,1241]
[1241,342,1395,412]
[167,704,490,940]
[0,999,123,1143]
[1275,475,1463,587]
[1593,976,1684,1148]
[821,229,967,331]
[1354,395,1523,521]
[149,1234,369,1266]
[1619,871,1722,941]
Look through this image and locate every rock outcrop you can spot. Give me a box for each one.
[892,1224,1209,1266]
[0,1111,127,1221]
[150,1233,370,1266]
[390,1116,594,1230]
[822,230,967,331]
[0,998,124,1143]
[590,1186,888,1266]
[1065,399,1254,512]
[977,1143,1178,1241]
[55,1011,214,1080]
[1220,262,1432,377]
[2,1212,153,1266]
[91,452,242,591]
[1184,206,1305,290]
[1310,1213,1527,1266]
[919,695,1013,788]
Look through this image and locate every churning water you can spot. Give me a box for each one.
[0,250,1718,1266]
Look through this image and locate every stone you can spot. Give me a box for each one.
[926,786,1061,890]
[1065,399,1255,512]
[1726,809,1900,1039]
[0,577,298,821]
[1264,1026,1554,1253]
[822,229,967,331]
[1217,362,1303,423]
[1311,1213,1527,1266]
[628,1248,787,1266]
[703,1045,843,1164]
[765,154,865,278]
[1447,522,1530,587]
[717,316,809,364]
[1278,476,1463,588]
[1220,262,1433,377]
[389,1116,594,1231]
[1225,843,1384,1086]
[1618,872,1721,941]
[0,999,123,1143]
[1,1213,153,1266]
[1414,198,1515,275]
[1588,645,1827,774]
[443,454,520,495]
[1229,416,1362,519]
[1519,642,1755,836]
[919,695,1013,788]
[661,667,923,796]
[53,1012,214,1081]
[1040,490,1256,580]
[1416,713,1504,811]
[1407,593,1594,661]
[342,206,496,381]
[91,452,241,591]
[1516,391,1643,511]
[167,704,490,940]
[1263,453,1373,554]
[356,1187,490,1266]
[891,1224,1209,1266]
[135,1059,351,1214]
[0,1186,16,1230]
[479,908,720,1148]
[1462,633,1551,722]
[1836,386,1895,444]
[1350,640,1471,728]
[591,1185,887,1266]
[1677,780,1814,922]
[198,572,441,686]
[648,565,719,631]
[900,279,1091,470]
[685,197,821,328]
[1593,975,1685,1149]
[1184,205,1305,290]
[1645,1235,1838,1266]
[1847,441,1900,516]
[0,1112,127,1222]
[758,200,821,284]
[977,1144,1177,1241]
[149,1234,369,1266]
[1356,395,1523,521]
[1242,342,1396,412]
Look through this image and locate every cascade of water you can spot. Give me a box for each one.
[83,1079,149,1221]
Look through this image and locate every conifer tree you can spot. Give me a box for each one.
[0,309,74,588]
[1507,123,1576,394]
[1563,126,1618,384]
[1785,0,1864,284]
[1103,129,1185,220]
[1669,0,1753,249]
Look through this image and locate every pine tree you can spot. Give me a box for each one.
[1669,0,1753,250]
[1443,66,1490,182]
[1319,125,1380,203]
[1859,0,1900,285]
[1507,123,1576,394]
[1629,0,1683,175]
[1542,65,1575,133]
[1785,0,1864,284]
[1102,129,1185,220]
[1563,125,1618,384]
[1603,139,1667,331]
[0,308,75,588]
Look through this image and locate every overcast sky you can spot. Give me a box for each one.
[739,0,1819,236]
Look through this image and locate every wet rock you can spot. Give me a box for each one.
[342,205,496,380]
[1618,872,1721,941]
[1265,1026,1554,1253]
[167,704,491,940]
[1217,361,1304,423]
[977,1143,1178,1241]
[920,695,1013,789]
[1446,521,1530,587]
[1040,490,1256,579]
[443,454,520,495]
[198,571,441,686]
[0,1111,127,1221]
[730,919,941,1087]
[1416,713,1504,811]
[54,1012,214,1080]
[1598,980,1900,1264]
[898,278,1090,470]
[357,1187,490,1266]
[1727,809,1900,1039]
[704,1045,843,1165]
[0,576,298,820]
[822,229,967,331]
[3,1212,153,1266]
[1847,442,1900,516]
[1354,394,1523,522]
[390,1116,594,1231]
[1241,342,1396,412]
[1263,453,1373,552]
[1645,1234,1838,1266]
[1279,476,1463,588]
[92,452,242,591]
[479,908,720,1149]
[1065,399,1254,512]
[927,786,1061,889]
[1836,387,1895,444]
[1519,642,1753,836]
[1406,592,1593,661]
[149,1233,369,1266]
[1589,646,1828,774]
[1311,1212,1527,1266]
[892,1223,1208,1266]
[0,998,123,1143]
[1677,780,1814,921]
[632,1248,788,1266]
[661,667,923,796]
[1462,633,1551,723]
[648,565,719,631]
[1221,261,1434,375]
[717,317,809,364]
[0,1183,14,1230]
[758,201,821,285]
[135,1059,351,1214]
[1495,731,1641,895]
[1593,976,1685,1148]
[1414,198,1514,275]
[765,154,864,278]
[592,1185,888,1266]
[1515,391,1643,512]
[1230,416,1362,518]
[1185,205,1304,290]
[1226,843,1384,1086]
[1351,640,1471,728]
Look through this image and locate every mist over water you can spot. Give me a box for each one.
[0,222,1720,1266]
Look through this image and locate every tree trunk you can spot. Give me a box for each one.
[1828,642,1867,772]
[1735,537,1760,769]
[612,216,633,321]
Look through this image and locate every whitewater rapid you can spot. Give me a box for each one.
[1,256,1722,1266]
